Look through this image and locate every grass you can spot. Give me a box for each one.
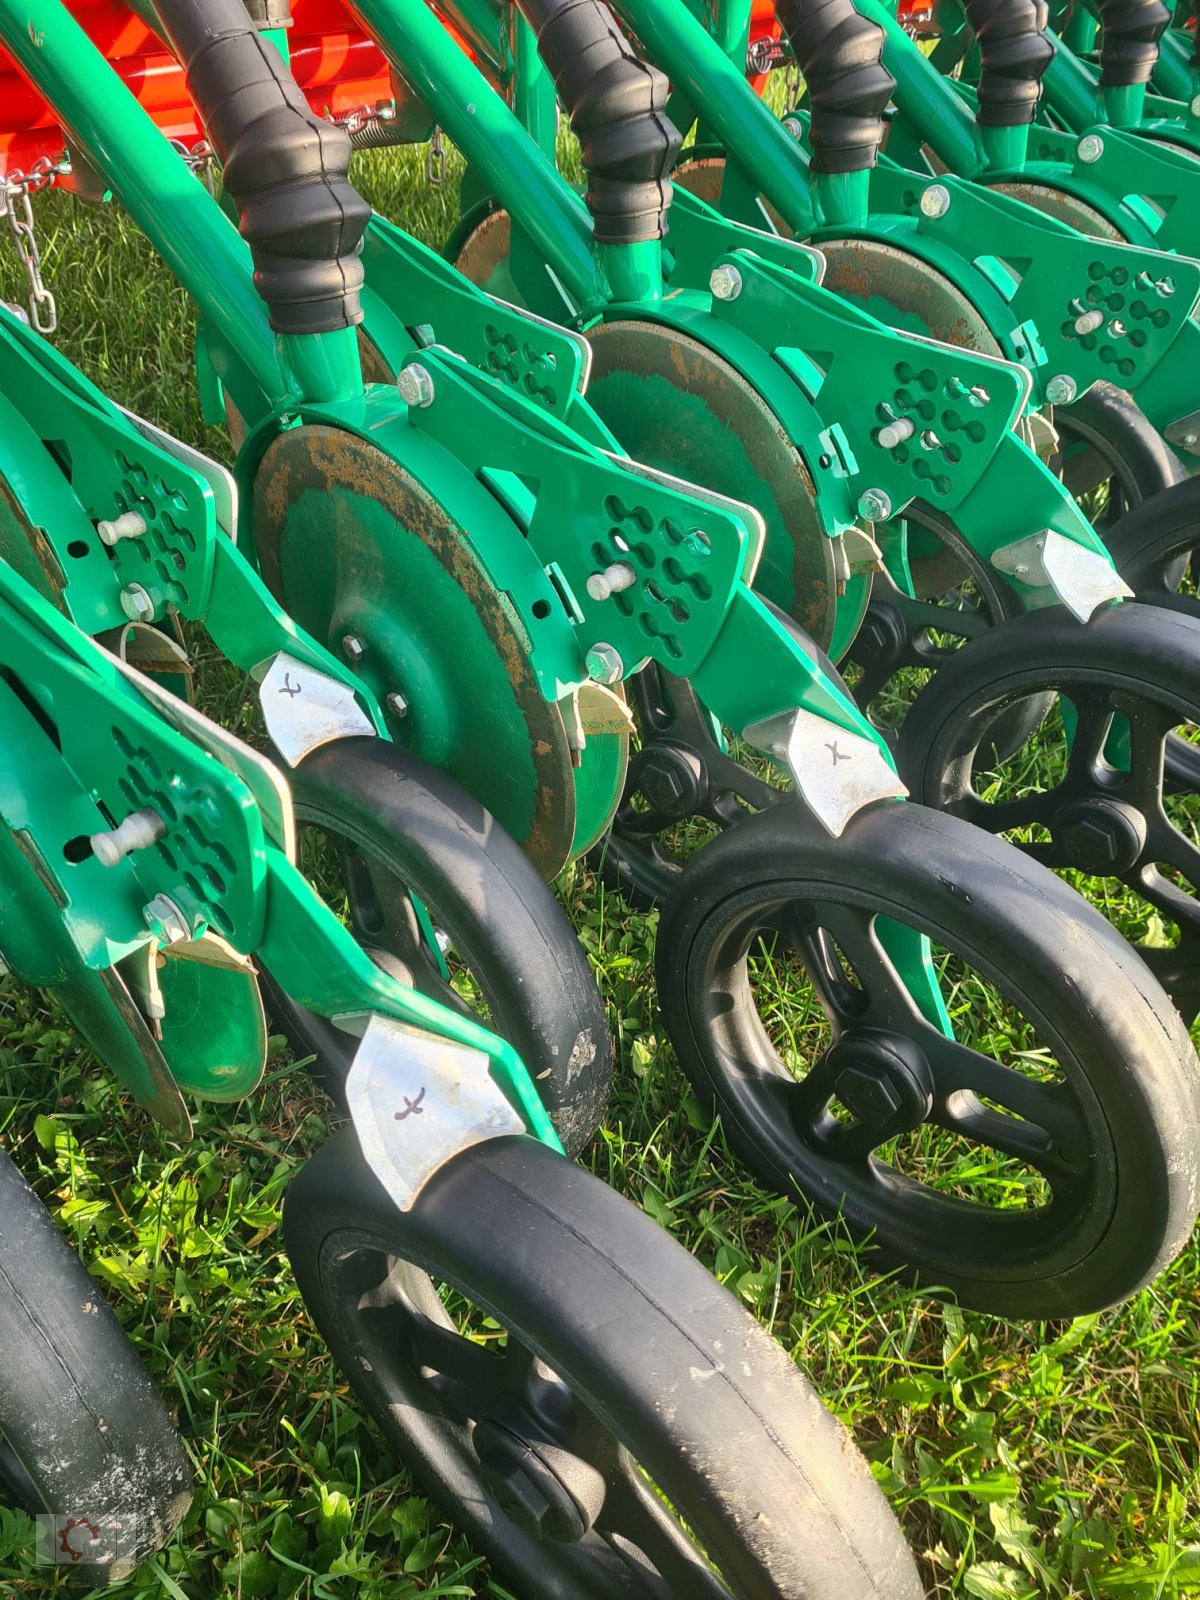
[2,140,1200,1600]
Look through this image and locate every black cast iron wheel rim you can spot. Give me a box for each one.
[302,820,487,1029]
[323,1244,734,1597]
[695,887,1115,1280]
[848,502,1027,737]
[908,668,1200,1017]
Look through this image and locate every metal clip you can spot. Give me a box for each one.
[991,530,1133,622]
[743,708,908,837]
[346,1014,526,1211]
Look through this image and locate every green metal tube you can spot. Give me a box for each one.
[1102,81,1147,125]
[1041,27,1107,128]
[436,0,512,69]
[607,0,819,234]
[813,168,871,226]
[600,239,664,302]
[1062,3,1100,53]
[978,120,1030,170]
[856,0,983,175]
[278,327,366,405]
[344,0,603,309]
[1154,27,1195,100]
[512,10,558,161]
[0,0,287,405]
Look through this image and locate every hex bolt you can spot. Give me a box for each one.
[119,583,158,623]
[857,487,892,522]
[90,808,167,868]
[1077,134,1104,164]
[144,894,192,946]
[1045,374,1078,406]
[342,634,366,664]
[919,184,951,219]
[1191,94,1200,116]
[585,643,624,685]
[710,264,744,302]
[586,562,638,602]
[1108,318,1127,339]
[877,416,916,449]
[386,691,409,719]
[782,116,804,140]
[96,511,148,546]
[1074,310,1104,335]
[397,363,436,409]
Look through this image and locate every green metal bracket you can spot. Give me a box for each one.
[0,557,560,1147]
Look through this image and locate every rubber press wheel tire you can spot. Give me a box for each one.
[284,1127,924,1600]
[261,738,611,1158]
[0,1145,191,1582]
[1053,381,1187,528]
[1101,475,1200,791]
[656,802,1200,1317]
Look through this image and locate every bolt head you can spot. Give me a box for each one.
[144,894,192,946]
[834,1065,903,1123]
[709,264,744,302]
[119,584,156,623]
[1045,374,1078,407]
[857,487,892,522]
[342,634,366,664]
[385,691,409,719]
[782,116,804,140]
[584,643,624,685]
[397,363,436,409]
[481,1456,553,1539]
[1190,95,1200,116]
[1078,134,1104,164]
[919,183,951,219]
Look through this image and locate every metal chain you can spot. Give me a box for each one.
[1,157,68,336]
[426,125,447,187]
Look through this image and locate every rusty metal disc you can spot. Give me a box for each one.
[454,206,521,300]
[252,424,577,879]
[989,182,1122,241]
[584,320,839,650]
[673,156,790,235]
[817,236,1002,353]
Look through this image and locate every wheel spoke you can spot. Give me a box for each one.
[922,1037,1088,1178]
[800,906,929,1033]
[390,1308,503,1401]
[598,1456,729,1598]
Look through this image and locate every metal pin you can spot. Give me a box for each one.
[877,417,915,449]
[90,808,166,868]
[97,511,148,546]
[586,562,638,602]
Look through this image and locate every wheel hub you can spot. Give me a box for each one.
[1052,797,1148,874]
[628,743,705,818]
[809,1030,935,1152]
[474,1418,604,1545]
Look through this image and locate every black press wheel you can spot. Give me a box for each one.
[283,1127,924,1600]
[1052,381,1186,533]
[1101,475,1200,791]
[655,801,1200,1317]
[897,601,1200,1020]
[0,1145,191,1583]
[261,738,611,1157]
